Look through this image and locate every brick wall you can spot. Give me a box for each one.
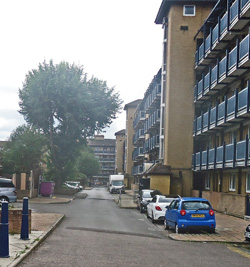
[0,208,31,234]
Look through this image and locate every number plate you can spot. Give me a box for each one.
[191,214,205,218]
[245,232,250,238]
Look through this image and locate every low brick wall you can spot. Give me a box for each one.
[192,190,246,218]
[17,189,38,199]
[0,208,31,234]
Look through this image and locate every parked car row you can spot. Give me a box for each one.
[137,189,217,234]
[63,181,83,191]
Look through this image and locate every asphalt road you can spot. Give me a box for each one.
[18,187,250,267]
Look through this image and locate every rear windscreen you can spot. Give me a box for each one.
[182,201,211,210]
[0,179,15,188]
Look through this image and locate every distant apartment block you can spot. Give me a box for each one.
[87,135,115,184]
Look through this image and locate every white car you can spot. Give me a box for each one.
[147,195,176,223]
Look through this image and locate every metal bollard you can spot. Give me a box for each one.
[0,201,10,258]
[20,197,29,240]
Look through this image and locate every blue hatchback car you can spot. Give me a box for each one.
[164,197,216,234]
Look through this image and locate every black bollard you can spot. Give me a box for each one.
[20,197,29,240]
[0,201,10,258]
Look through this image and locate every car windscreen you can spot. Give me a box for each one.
[158,197,175,203]
[182,201,211,210]
[112,181,123,186]
[142,191,153,198]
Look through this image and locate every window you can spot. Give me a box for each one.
[183,5,196,16]
[246,174,250,193]
[205,175,210,190]
[229,173,236,191]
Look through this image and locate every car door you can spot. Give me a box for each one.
[147,196,156,217]
[166,200,180,228]
[165,200,176,227]
[171,200,180,226]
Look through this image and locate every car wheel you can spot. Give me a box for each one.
[151,212,156,223]
[175,223,180,234]
[209,228,215,234]
[140,205,143,213]
[164,219,169,230]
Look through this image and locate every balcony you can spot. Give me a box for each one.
[133,110,145,129]
[192,137,250,171]
[144,109,161,134]
[132,165,144,175]
[193,84,250,136]
[143,135,160,153]
[194,33,250,102]
[132,146,144,161]
[195,0,250,69]
[144,84,161,113]
[133,128,145,145]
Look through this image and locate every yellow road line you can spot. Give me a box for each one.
[227,246,250,259]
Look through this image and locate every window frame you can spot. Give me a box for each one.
[246,173,250,193]
[229,173,236,192]
[205,175,211,190]
[183,5,196,16]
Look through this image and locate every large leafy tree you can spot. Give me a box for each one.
[18,60,122,187]
[2,125,47,174]
[77,147,100,179]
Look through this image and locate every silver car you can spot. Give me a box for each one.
[0,177,17,203]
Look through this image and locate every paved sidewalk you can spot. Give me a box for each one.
[0,194,79,267]
[118,190,250,243]
[0,213,64,267]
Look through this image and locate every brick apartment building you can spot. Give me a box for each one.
[87,135,116,185]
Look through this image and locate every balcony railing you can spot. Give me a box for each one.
[192,136,250,171]
[133,128,145,145]
[133,110,145,129]
[132,146,144,161]
[132,165,144,175]
[144,109,160,133]
[193,84,250,136]
[195,0,250,67]
[143,135,160,153]
[144,84,161,112]
[194,32,250,102]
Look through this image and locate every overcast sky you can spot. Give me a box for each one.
[0,0,163,140]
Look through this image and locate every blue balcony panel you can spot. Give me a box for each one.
[226,95,236,121]
[212,24,219,47]
[225,143,234,166]
[216,146,224,168]
[240,0,250,18]
[220,12,228,37]
[236,140,246,166]
[201,150,208,169]
[218,56,227,80]
[238,35,250,68]
[238,86,250,117]
[208,148,215,169]
[217,101,226,125]
[195,152,201,170]
[205,34,211,54]
[230,0,239,25]
[202,112,209,132]
[209,107,217,129]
